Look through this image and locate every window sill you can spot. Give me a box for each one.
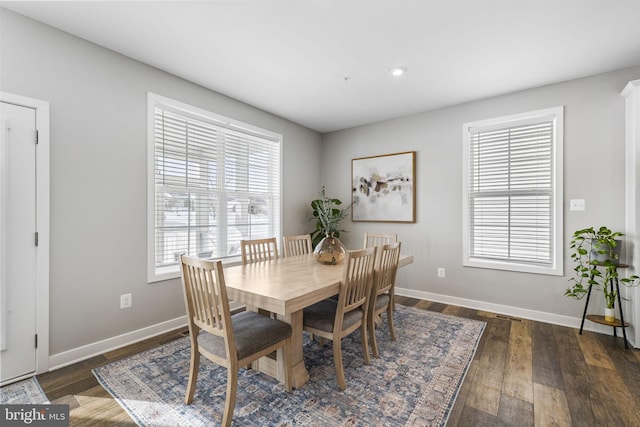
[148,256,243,284]
[463,257,562,276]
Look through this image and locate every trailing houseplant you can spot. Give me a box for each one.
[310,186,350,247]
[565,226,640,321]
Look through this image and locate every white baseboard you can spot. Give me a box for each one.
[46,290,636,371]
[396,287,638,348]
[48,316,188,371]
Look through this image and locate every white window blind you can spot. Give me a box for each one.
[463,107,563,276]
[148,93,281,282]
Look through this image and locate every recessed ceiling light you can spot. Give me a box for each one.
[390,67,407,77]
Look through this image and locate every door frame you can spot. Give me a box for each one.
[622,80,640,348]
[1,92,50,379]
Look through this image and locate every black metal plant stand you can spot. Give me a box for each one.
[579,264,630,349]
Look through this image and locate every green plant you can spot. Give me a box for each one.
[310,186,350,247]
[565,226,640,309]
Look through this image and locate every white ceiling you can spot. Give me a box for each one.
[3,1,640,133]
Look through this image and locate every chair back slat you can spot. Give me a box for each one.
[363,233,398,249]
[241,237,279,264]
[283,234,313,257]
[340,247,377,314]
[373,242,401,297]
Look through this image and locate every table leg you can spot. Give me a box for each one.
[279,310,310,388]
[251,310,310,388]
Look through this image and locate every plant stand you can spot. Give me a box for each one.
[579,264,630,349]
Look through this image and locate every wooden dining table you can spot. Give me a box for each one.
[223,252,413,388]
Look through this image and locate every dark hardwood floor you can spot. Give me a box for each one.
[37,297,640,426]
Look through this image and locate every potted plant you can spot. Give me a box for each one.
[565,226,640,322]
[310,186,350,246]
[309,186,350,264]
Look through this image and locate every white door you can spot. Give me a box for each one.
[0,101,38,383]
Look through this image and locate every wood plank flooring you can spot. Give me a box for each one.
[36,297,640,426]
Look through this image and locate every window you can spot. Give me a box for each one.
[147,93,281,282]
[462,107,563,275]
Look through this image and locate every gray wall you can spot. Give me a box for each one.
[0,10,322,355]
[322,66,640,321]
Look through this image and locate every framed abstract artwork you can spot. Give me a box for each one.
[351,151,416,222]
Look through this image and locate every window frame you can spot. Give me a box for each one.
[462,106,564,276]
[147,92,282,283]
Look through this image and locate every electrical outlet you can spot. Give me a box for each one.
[120,293,132,309]
[437,267,445,278]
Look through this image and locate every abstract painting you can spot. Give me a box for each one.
[352,151,415,222]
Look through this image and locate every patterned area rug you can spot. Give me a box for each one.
[94,305,485,426]
[0,377,49,404]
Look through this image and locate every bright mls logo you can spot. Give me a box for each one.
[1,405,68,426]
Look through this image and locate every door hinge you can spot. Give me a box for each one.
[35,232,39,247]
[35,130,39,144]
[35,334,38,349]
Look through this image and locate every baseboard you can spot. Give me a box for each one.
[396,287,638,348]
[46,290,636,371]
[48,316,188,371]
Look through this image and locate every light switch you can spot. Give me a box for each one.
[570,199,585,211]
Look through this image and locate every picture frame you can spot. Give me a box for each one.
[351,151,416,223]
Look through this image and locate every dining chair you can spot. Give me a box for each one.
[179,255,292,427]
[363,232,398,248]
[241,237,280,318]
[368,242,401,358]
[303,246,377,390]
[241,237,279,264]
[282,234,313,257]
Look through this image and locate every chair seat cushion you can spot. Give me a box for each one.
[198,311,291,360]
[374,294,390,311]
[303,299,363,333]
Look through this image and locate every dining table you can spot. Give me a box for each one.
[223,252,413,388]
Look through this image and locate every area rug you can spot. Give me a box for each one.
[94,305,485,426]
[0,377,49,404]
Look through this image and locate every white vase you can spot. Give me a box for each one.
[604,307,615,323]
